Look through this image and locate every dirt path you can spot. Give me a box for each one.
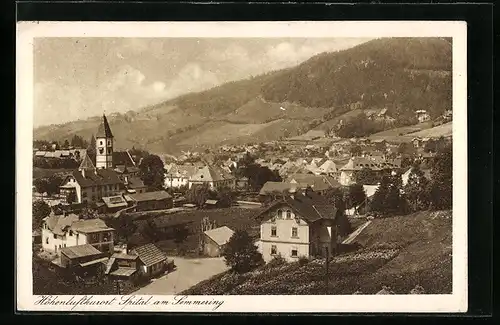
[342,220,372,245]
[131,256,229,295]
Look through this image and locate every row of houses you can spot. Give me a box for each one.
[40,211,173,283]
[34,148,87,160]
[164,164,237,191]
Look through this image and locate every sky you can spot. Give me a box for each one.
[33,37,372,127]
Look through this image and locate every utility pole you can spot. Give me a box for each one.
[325,246,330,294]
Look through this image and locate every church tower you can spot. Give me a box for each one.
[95,114,114,169]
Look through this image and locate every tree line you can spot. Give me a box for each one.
[369,144,452,216]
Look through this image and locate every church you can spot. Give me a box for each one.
[59,114,146,205]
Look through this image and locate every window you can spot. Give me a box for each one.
[45,237,49,244]
[82,192,87,198]
[291,227,298,238]
[100,140,103,146]
[291,248,298,257]
[63,244,66,247]
[286,210,292,219]
[107,140,111,147]
[271,245,277,255]
[271,226,277,237]
[53,234,56,239]
[69,230,73,236]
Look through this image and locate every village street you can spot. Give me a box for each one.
[131,256,229,295]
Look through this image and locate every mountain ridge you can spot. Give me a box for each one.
[34,37,452,153]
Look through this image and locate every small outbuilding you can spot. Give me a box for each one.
[202,226,235,257]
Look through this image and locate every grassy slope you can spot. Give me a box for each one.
[181,210,452,295]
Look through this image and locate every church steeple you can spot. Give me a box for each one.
[95,114,114,169]
[96,114,114,138]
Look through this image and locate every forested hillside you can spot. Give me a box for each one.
[34,37,452,153]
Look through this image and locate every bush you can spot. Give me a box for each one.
[298,256,310,266]
[266,254,286,268]
[222,230,264,273]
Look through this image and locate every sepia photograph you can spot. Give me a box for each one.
[17,21,467,313]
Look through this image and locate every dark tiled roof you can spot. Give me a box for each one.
[131,243,168,267]
[113,151,135,167]
[287,174,341,191]
[70,168,123,188]
[190,165,234,182]
[128,191,172,202]
[71,218,114,233]
[60,244,102,259]
[127,176,146,189]
[259,181,308,196]
[96,114,114,138]
[256,190,338,223]
[44,213,80,235]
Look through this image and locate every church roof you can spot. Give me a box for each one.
[96,114,114,138]
[78,153,96,170]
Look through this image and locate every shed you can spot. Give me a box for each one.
[203,226,235,257]
[128,191,173,212]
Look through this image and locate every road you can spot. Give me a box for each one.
[131,256,229,295]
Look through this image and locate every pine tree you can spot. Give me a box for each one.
[404,164,430,211]
[428,144,452,210]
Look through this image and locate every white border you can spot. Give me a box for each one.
[16,21,468,313]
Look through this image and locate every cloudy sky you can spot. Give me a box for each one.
[33,37,372,127]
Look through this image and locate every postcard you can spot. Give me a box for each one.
[17,21,467,313]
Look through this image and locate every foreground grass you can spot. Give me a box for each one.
[181,210,452,295]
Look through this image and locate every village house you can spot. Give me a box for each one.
[401,166,432,187]
[415,109,431,123]
[188,165,236,190]
[259,181,307,198]
[56,244,108,271]
[41,213,115,255]
[202,226,235,257]
[126,191,173,212]
[105,252,141,283]
[59,116,133,204]
[59,154,125,204]
[317,159,338,177]
[105,243,173,282]
[255,188,343,262]
[164,164,198,189]
[286,174,341,195]
[131,243,170,278]
[101,195,129,213]
[339,157,400,186]
[114,164,140,183]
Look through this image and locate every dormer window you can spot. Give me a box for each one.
[286,211,292,219]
